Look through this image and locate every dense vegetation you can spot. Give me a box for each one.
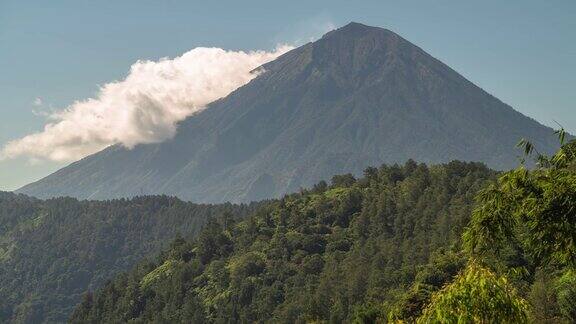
[4,133,572,323]
[389,134,576,323]
[0,194,258,323]
[71,135,576,323]
[458,134,576,323]
[70,160,496,323]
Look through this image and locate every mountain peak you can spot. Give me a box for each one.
[323,22,397,40]
[341,21,381,31]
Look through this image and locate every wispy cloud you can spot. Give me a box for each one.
[1,45,292,162]
[272,13,336,46]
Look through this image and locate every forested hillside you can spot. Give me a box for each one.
[72,135,576,323]
[70,160,496,323]
[0,193,258,323]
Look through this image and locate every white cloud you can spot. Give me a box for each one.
[32,98,43,106]
[1,45,292,162]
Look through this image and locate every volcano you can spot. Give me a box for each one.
[18,22,558,202]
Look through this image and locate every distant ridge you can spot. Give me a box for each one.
[18,22,559,202]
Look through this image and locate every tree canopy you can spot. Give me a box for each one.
[70,161,495,323]
[415,133,576,323]
[0,194,257,323]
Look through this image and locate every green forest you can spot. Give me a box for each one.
[70,136,576,323]
[69,160,493,323]
[0,194,259,323]
[2,136,574,323]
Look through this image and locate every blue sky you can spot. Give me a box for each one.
[1,0,575,191]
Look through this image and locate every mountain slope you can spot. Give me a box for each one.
[0,192,257,323]
[18,22,558,202]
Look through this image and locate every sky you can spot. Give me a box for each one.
[0,0,575,191]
